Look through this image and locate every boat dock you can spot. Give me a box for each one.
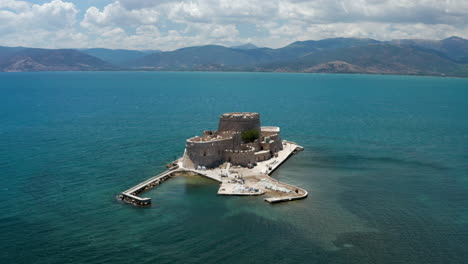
[118,166,179,206]
[118,112,308,207]
[118,141,307,207]
[261,174,308,203]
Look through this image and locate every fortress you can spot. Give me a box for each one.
[119,112,307,206]
[182,113,283,169]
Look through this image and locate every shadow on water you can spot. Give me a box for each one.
[309,152,449,171]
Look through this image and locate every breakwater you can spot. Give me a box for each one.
[118,166,179,206]
[119,141,307,207]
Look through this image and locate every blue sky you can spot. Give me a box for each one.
[1,0,467,50]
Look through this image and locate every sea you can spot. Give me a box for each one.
[1,72,467,264]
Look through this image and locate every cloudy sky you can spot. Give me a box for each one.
[1,0,468,50]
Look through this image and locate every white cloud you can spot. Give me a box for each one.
[185,23,239,39]
[166,0,277,24]
[276,0,468,25]
[136,25,160,36]
[0,0,30,11]
[0,0,80,47]
[1,0,468,49]
[81,2,158,29]
[0,0,77,32]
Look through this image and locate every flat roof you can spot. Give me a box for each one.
[261,126,280,132]
[221,112,259,118]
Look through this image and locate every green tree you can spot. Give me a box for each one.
[241,129,259,143]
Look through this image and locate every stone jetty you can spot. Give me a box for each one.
[118,113,308,207]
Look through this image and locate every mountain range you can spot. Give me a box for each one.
[1,36,468,77]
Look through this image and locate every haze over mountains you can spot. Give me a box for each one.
[1,36,468,77]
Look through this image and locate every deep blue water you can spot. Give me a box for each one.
[1,72,468,264]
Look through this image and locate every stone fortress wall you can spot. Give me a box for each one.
[225,145,256,166]
[182,112,284,168]
[184,137,233,168]
[266,133,283,153]
[218,112,261,133]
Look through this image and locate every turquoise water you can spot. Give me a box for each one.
[1,72,468,264]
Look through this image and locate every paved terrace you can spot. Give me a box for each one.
[119,141,307,206]
[180,141,308,203]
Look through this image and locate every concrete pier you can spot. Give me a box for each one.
[118,166,179,206]
[119,112,308,207]
[261,174,308,203]
[183,141,308,204]
[119,141,307,207]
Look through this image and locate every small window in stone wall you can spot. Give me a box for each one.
[203,152,207,156]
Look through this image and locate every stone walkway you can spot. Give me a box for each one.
[181,141,308,203]
[119,141,308,207]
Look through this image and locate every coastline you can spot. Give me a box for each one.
[1,70,467,79]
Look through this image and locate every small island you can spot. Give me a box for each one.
[119,112,307,206]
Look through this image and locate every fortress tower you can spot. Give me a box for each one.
[218,112,261,134]
[182,112,283,169]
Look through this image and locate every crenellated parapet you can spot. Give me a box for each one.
[182,113,285,169]
[120,112,306,208]
[218,112,261,133]
[224,145,256,166]
[184,136,233,168]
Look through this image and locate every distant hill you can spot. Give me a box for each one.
[390,36,468,63]
[1,36,468,77]
[130,38,382,70]
[271,37,380,60]
[81,48,160,66]
[0,47,112,72]
[129,37,468,76]
[130,45,262,69]
[260,43,468,77]
[231,43,258,50]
